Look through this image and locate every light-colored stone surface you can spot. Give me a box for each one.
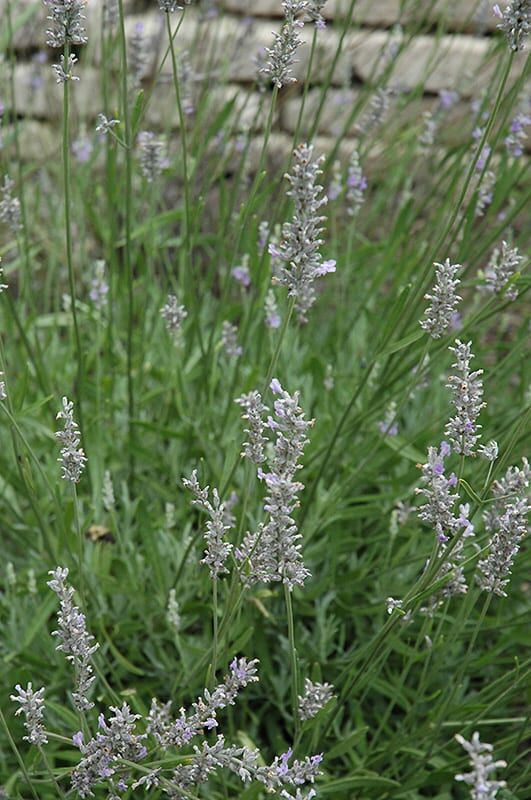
[1,119,58,162]
[8,64,102,120]
[221,0,498,31]
[146,81,276,131]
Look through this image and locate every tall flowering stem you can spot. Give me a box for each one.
[117,0,136,482]
[163,9,205,357]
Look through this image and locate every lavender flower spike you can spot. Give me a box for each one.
[298,678,334,721]
[420,259,462,339]
[307,0,329,28]
[0,175,22,233]
[183,470,233,577]
[455,732,507,799]
[477,458,530,596]
[160,293,188,343]
[158,0,182,11]
[493,1,530,51]
[10,683,48,746]
[261,1,308,88]
[55,396,87,483]
[484,240,523,300]
[238,379,314,588]
[235,390,269,464]
[137,131,165,182]
[416,441,472,542]
[445,340,485,456]
[44,0,88,48]
[273,143,336,323]
[47,567,99,711]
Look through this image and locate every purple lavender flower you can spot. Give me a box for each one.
[445,340,485,456]
[261,1,308,88]
[137,131,165,182]
[483,240,523,300]
[220,320,243,358]
[238,379,314,589]
[89,260,109,309]
[455,732,507,798]
[231,255,251,287]
[307,0,328,27]
[183,470,233,577]
[416,442,472,542]
[298,679,334,721]
[346,150,367,217]
[55,397,87,483]
[0,175,21,233]
[439,89,459,109]
[477,458,530,596]
[420,259,462,339]
[273,143,335,323]
[505,110,530,156]
[44,0,87,48]
[47,567,99,711]
[160,293,188,342]
[235,391,269,464]
[10,684,47,746]
[71,703,147,797]
[265,289,281,328]
[493,1,530,51]
[51,53,80,83]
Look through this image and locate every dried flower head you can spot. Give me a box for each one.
[55,396,87,483]
[47,567,99,710]
[455,731,507,799]
[10,683,48,746]
[44,0,88,48]
[420,259,462,339]
[261,1,308,88]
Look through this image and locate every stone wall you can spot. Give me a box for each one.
[0,0,528,165]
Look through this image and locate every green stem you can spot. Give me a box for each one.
[73,484,85,608]
[62,42,87,467]
[0,707,40,800]
[165,10,205,358]
[117,0,135,484]
[284,583,300,735]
